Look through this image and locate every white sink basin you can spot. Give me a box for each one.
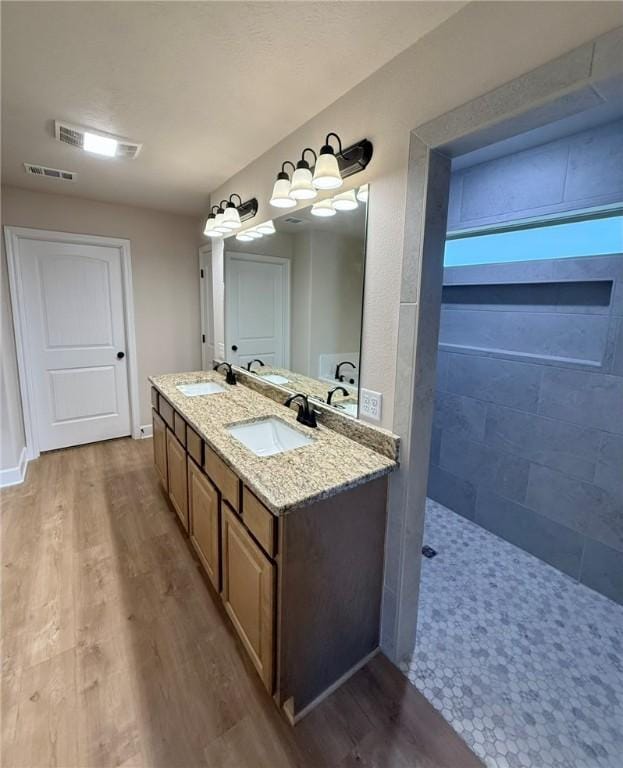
[176,382,226,396]
[228,417,313,457]
[261,373,290,385]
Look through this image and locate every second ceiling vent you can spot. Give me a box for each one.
[54,120,142,159]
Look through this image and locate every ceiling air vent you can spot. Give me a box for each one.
[24,163,76,181]
[54,120,142,159]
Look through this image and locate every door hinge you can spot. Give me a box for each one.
[200,268,204,278]
[202,334,206,343]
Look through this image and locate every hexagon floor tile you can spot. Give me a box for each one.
[405,499,623,768]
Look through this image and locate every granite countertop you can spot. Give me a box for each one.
[250,366,355,405]
[150,371,396,516]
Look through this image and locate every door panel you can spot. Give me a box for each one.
[19,238,131,451]
[166,428,188,531]
[188,459,220,590]
[222,505,275,691]
[153,411,168,489]
[225,254,288,368]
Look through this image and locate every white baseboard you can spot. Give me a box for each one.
[0,447,29,488]
[138,423,153,439]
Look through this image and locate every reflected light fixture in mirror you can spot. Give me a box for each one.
[312,133,344,190]
[290,148,318,200]
[270,161,297,208]
[235,232,254,242]
[256,220,276,235]
[311,198,336,217]
[246,229,263,239]
[356,184,369,202]
[332,189,358,211]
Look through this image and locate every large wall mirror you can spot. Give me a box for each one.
[223,192,368,417]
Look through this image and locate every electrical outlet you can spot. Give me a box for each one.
[359,388,382,422]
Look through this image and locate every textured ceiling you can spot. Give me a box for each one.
[1,1,465,215]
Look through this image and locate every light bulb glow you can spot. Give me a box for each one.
[256,220,276,235]
[270,177,296,208]
[246,229,263,239]
[356,184,369,202]
[222,205,242,230]
[290,166,317,200]
[213,212,230,233]
[236,232,253,242]
[311,199,336,218]
[312,151,342,190]
[83,132,118,157]
[332,189,358,211]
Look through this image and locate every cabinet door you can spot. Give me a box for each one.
[153,411,168,490]
[188,459,220,590]
[222,505,275,692]
[166,428,189,531]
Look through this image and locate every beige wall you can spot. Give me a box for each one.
[207,1,622,429]
[1,185,201,470]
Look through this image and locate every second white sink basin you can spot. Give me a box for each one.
[228,417,313,457]
[261,373,290,385]
[176,382,226,396]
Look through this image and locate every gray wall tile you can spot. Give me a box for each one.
[446,354,542,412]
[428,466,476,521]
[526,464,623,552]
[485,404,601,482]
[434,392,487,442]
[538,368,623,433]
[595,432,623,497]
[475,487,584,578]
[580,539,623,605]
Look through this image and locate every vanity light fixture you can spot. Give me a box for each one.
[222,194,243,230]
[332,188,358,211]
[214,201,231,234]
[270,161,297,208]
[235,232,254,242]
[313,133,344,190]
[256,220,276,235]
[246,229,263,239]
[290,148,318,201]
[356,184,369,202]
[203,205,222,238]
[311,198,336,217]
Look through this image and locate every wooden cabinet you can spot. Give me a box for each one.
[166,428,189,531]
[205,446,240,512]
[242,487,276,557]
[152,411,168,490]
[188,458,220,591]
[222,504,275,692]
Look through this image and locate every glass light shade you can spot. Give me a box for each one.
[311,199,336,217]
[213,211,230,233]
[247,229,263,239]
[312,151,342,190]
[289,167,317,200]
[203,217,214,236]
[270,177,296,208]
[205,220,222,238]
[222,205,242,230]
[332,189,358,211]
[256,220,276,235]
[236,232,253,242]
[356,184,369,202]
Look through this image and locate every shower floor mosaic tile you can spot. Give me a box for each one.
[406,499,623,768]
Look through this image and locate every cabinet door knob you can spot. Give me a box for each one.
[117,351,125,359]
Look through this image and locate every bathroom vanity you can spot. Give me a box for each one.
[150,371,397,723]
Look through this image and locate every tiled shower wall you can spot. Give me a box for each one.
[428,255,623,604]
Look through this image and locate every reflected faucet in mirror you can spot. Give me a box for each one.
[246,358,265,372]
[327,386,349,406]
[335,361,356,383]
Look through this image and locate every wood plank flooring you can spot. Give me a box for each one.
[1,437,482,768]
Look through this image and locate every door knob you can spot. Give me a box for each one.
[117,351,125,359]
[231,345,238,351]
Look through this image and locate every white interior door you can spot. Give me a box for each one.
[225,253,290,369]
[18,237,131,451]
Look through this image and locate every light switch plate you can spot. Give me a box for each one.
[359,388,382,422]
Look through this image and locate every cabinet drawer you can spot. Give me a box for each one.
[222,505,275,692]
[187,426,203,466]
[174,411,186,447]
[242,487,277,558]
[205,447,240,512]
[151,387,159,410]
[159,397,175,430]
